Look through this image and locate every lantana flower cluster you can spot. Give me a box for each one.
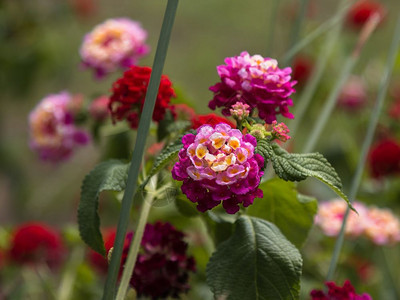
[315,199,400,245]
[109,66,175,129]
[311,280,372,300]
[209,51,296,124]
[7,222,65,269]
[90,222,195,299]
[29,91,90,162]
[80,18,149,78]
[172,123,264,214]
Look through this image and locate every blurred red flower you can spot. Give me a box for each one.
[8,222,65,268]
[368,138,400,179]
[292,55,313,87]
[347,0,386,29]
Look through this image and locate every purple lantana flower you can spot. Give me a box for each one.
[28,91,90,162]
[209,51,296,124]
[80,18,149,78]
[172,123,264,214]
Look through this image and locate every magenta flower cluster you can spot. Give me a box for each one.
[172,123,264,214]
[311,280,372,300]
[131,222,196,299]
[80,18,149,78]
[209,51,296,124]
[29,92,90,162]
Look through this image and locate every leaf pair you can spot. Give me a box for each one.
[78,138,184,255]
[256,139,353,211]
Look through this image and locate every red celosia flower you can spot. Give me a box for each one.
[368,138,400,179]
[109,66,175,129]
[8,222,65,268]
[310,280,372,300]
[191,113,235,129]
[347,0,385,29]
[90,222,195,299]
[292,55,313,87]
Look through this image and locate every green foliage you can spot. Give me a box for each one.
[206,216,302,300]
[141,137,183,188]
[78,160,129,255]
[247,178,317,248]
[256,140,353,210]
[175,193,200,217]
[203,211,234,247]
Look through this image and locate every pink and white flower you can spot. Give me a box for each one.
[80,18,149,78]
[29,92,90,162]
[172,123,264,214]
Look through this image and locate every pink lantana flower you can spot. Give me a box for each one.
[209,51,296,124]
[271,121,291,142]
[29,92,90,162]
[364,207,400,245]
[314,199,368,237]
[80,18,149,78]
[172,123,264,214]
[230,101,250,121]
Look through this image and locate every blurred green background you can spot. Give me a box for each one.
[1,0,400,298]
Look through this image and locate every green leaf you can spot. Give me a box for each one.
[204,211,234,247]
[256,140,353,210]
[78,160,129,255]
[206,216,302,300]
[247,178,317,248]
[141,137,183,188]
[175,193,199,217]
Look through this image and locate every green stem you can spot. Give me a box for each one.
[102,1,179,298]
[302,55,357,153]
[288,0,346,140]
[284,0,310,66]
[326,15,400,281]
[57,247,84,300]
[282,0,354,63]
[266,0,279,55]
[379,247,400,300]
[115,179,155,300]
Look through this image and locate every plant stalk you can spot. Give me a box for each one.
[287,0,347,141]
[302,12,381,153]
[266,0,279,55]
[102,1,179,298]
[115,181,155,300]
[284,0,310,66]
[282,0,355,63]
[326,14,400,281]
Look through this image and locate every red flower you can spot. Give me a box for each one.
[8,222,65,268]
[191,113,235,129]
[89,222,196,299]
[292,55,313,87]
[347,0,385,29]
[368,138,400,179]
[311,280,372,300]
[109,66,175,129]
